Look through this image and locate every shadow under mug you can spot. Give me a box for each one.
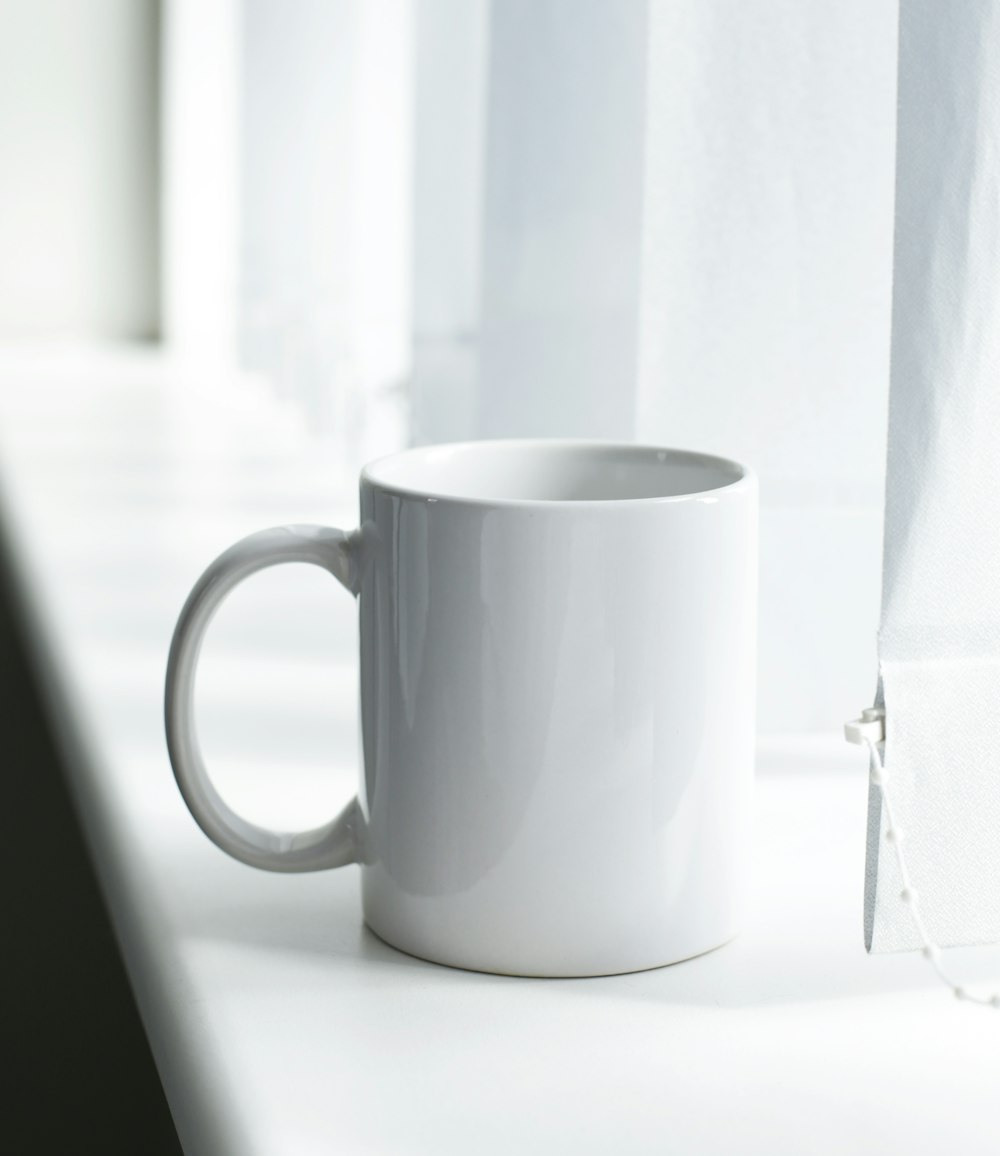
[165,440,757,977]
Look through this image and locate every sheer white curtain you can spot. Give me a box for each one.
[164,0,413,464]
[0,0,158,340]
[162,0,898,733]
[866,1,1000,953]
[412,0,898,735]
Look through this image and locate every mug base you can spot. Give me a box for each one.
[363,917,738,979]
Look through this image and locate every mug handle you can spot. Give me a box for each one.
[164,525,362,872]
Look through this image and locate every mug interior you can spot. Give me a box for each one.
[363,441,746,504]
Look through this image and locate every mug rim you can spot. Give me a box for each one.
[360,438,755,509]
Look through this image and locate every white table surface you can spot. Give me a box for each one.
[2,348,998,1156]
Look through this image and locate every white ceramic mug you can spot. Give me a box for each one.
[165,440,757,976]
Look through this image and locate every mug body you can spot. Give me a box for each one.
[356,441,756,977]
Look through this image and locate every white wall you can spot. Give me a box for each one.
[0,0,159,340]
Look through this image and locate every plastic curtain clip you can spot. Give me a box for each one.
[846,703,1000,1008]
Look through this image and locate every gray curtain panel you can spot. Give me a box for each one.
[866,1,1000,952]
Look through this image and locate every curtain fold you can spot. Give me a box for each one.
[867,0,1000,952]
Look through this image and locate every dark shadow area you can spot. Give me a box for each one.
[0,533,181,1155]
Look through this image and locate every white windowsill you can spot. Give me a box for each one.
[0,346,996,1156]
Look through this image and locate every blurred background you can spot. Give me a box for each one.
[0,0,897,733]
[0,1,898,1150]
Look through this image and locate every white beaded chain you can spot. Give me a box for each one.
[862,729,1000,1008]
